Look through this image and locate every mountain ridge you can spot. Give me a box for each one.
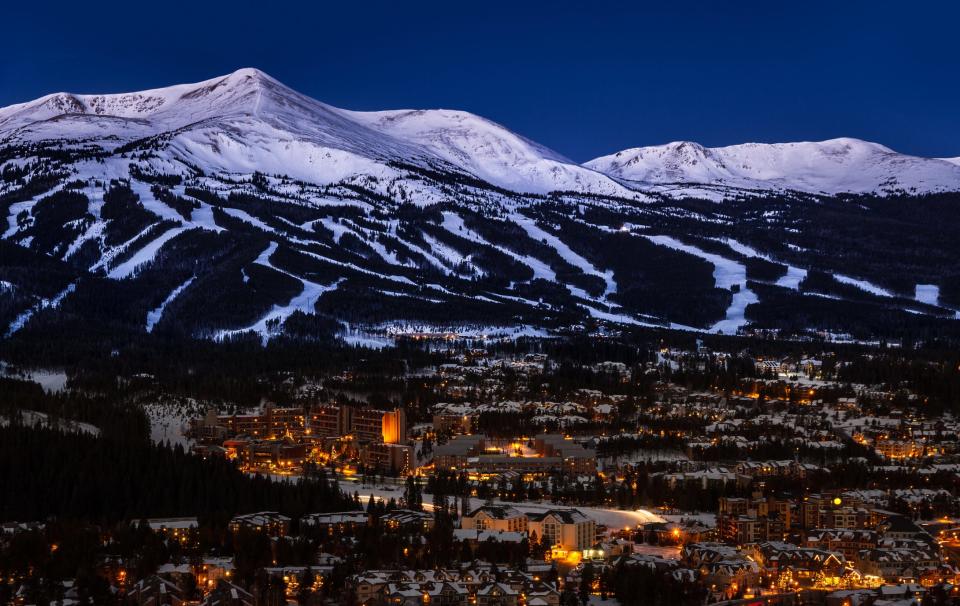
[3,68,959,197]
[2,68,960,345]
[584,138,960,196]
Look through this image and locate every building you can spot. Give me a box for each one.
[362,442,414,474]
[226,437,307,470]
[433,413,474,435]
[349,407,391,443]
[201,581,254,606]
[532,435,597,476]
[858,547,939,582]
[193,404,405,446]
[309,405,345,437]
[805,529,879,561]
[126,575,187,606]
[222,404,306,439]
[747,542,847,588]
[476,582,518,606]
[229,512,291,537]
[527,509,596,552]
[381,409,407,445]
[433,435,596,476]
[682,543,761,594]
[301,511,369,534]
[380,510,435,532]
[717,495,788,544]
[144,517,199,545]
[461,506,528,533]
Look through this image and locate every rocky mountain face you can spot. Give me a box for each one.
[2,68,959,345]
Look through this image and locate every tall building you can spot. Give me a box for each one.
[381,408,406,445]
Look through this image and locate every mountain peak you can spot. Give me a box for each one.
[585,137,960,195]
[1,69,958,198]
[225,67,271,80]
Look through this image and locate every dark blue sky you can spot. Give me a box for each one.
[2,0,957,161]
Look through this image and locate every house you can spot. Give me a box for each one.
[805,529,879,561]
[381,509,435,532]
[145,517,199,545]
[126,575,187,606]
[228,511,291,537]
[858,548,939,582]
[201,580,254,606]
[476,582,519,606]
[747,542,847,588]
[383,581,469,606]
[301,511,369,534]
[682,543,760,593]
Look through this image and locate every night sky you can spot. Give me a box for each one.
[2,0,957,161]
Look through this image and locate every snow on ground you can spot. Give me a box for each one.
[582,305,659,328]
[601,449,689,466]
[3,184,67,238]
[719,240,948,318]
[394,236,453,275]
[645,235,757,334]
[220,207,277,234]
[834,273,895,298]
[510,213,617,297]
[317,217,411,267]
[915,284,940,306]
[662,512,717,526]
[218,241,343,342]
[142,399,208,448]
[776,266,808,290]
[721,237,808,290]
[337,321,551,349]
[0,410,100,436]
[64,219,106,260]
[5,282,76,336]
[146,276,195,332]
[340,480,666,527]
[441,211,557,282]
[128,180,191,225]
[188,201,225,232]
[0,362,68,392]
[631,544,681,560]
[585,137,960,197]
[420,232,478,275]
[317,217,349,243]
[107,226,191,278]
[338,325,395,349]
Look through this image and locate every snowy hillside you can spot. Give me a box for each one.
[1,68,960,344]
[585,138,960,196]
[347,108,632,195]
[0,68,629,197]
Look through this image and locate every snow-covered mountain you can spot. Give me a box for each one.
[4,68,959,198]
[0,68,632,197]
[346,108,633,196]
[2,68,960,345]
[584,139,960,196]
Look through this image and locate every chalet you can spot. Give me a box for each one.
[229,511,291,537]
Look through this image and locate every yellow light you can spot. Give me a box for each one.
[833,497,842,506]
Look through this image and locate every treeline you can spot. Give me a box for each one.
[0,377,149,442]
[0,425,353,525]
[5,322,440,405]
[836,353,960,414]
